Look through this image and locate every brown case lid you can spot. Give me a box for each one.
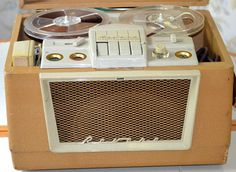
[19,0,209,9]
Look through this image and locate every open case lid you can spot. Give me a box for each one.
[19,0,209,9]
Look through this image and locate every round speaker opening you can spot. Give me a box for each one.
[46,53,64,61]
[175,51,192,59]
[70,53,87,61]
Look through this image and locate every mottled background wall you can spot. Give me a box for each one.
[0,0,235,53]
[0,0,18,40]
[208,0,236,54]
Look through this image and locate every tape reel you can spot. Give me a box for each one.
[119,6,205,36]
[24,8,110,40]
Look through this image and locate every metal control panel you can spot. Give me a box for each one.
[89,24,147,68]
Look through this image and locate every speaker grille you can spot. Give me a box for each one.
[49,79,191,143]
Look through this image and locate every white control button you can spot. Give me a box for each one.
[158,13,164,23]
[118,30,128,40]
[96,31,107,42]
[128,30,140,41]
[130,41,142,55]
[170,34,177,43]
[73,37,86,47]
[108,41,119,56]
[119,41,131,56]
[107,30,117,41]
[97,43,108,56]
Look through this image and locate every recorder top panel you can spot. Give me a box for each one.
[40,24,198,69]
[19,0,209,10]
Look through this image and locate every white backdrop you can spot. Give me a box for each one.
[208,0,236,54]
[0,0,18,39]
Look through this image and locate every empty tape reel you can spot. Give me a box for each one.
[24,8,110,40]
[119,6,205,36]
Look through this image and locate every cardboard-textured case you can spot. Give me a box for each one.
[5,0,234,170]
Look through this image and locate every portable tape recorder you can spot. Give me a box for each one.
[6,3,233,170]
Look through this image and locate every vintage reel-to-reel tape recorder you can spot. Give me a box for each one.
[5,0,234,170]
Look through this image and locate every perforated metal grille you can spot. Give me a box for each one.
[49,79,191,143]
